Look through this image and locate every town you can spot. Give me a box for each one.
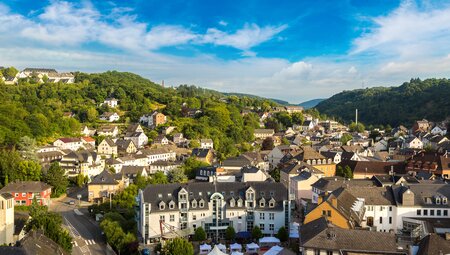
[0,67,449,255]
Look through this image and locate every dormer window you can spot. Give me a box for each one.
[259,199,265,207]
[269,198,276,208]
[443,197,448,205]
[436,197,441,205]
[426,197,432,204]
[230,198,235,207]
[169,201,175,209]
[199,199,205,208]
[237,198,243,207]
[159,201,165,210]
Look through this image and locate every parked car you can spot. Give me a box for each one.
[68,200,75,205]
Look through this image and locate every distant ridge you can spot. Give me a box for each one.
[298,98,325,109]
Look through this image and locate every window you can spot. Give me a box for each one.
[22,193,26,197]
[314,250,320,255]
[444,210,448,216]
[269,224,274,231]
[389,206,392,211]
[269,213,274,220]
[160,215,165,222]
[158,194,162,198]
[193,215,197,220]
[259,224,265,231]
[437,210,441,216]
[443,197,448,205]
[327,210,331,217]
[424,210,428,216]
[199,200,204,208]
[159,202,165,210]
[379,217,383,224]
[260,191,265,196]
[169,202,175,209]
[389,217,392,224]
[170,215,174,222]
[191,200,197,208]
[322,210,326,216]
[269,201,275,208]
[260,201,265,207]
[230,191,234,196]
[14,193,18,197]
[380,206,384,211]
[327,251,333,255]
[199,192,202,196]
[260,213,265,220]
[417,209,421,216]
[430,210,435,216]
[367,206,373,211]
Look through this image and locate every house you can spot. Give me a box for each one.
[320,151,341,164]
[87,170,127,203]
[173,133,188,146]
[53,137,83,151]
[0,230,70,255]
[162,126,176,135]
[98,138,118,156]
[105,158,124,173]
[431,125,447,136]
[97,125,119,137]
[373,139,389,151]
[254,129,275,139]
[153,134,169,145]
[191,148,214,164]
[280,162,324,203]
[59,150,104,178]
[310,177,377,204]
[300,217,402,255]
[200,139,214,149]
[268,145,299,168]
[137,182,289,243]
[0,193,14,245]
[195,166,219,181]
[140,148,177,165]
[405,152,450,178]
[429,135,449,150]
[241,166,269,182]
[304,187,365,229]
[139,111,166,128]
[124,131,148,149]
[292,146,336,177]
[338,160,406,179]
[103,98,118,108]
[99,112,120,122]
[121,166,148,182]
[414,233,450,255]
[81,125,96,136]
[413,119,430,133]
[403,137,423,149]
[148,160,181,174]
[18,68,75,83]
[115,139,137,155]
[298,120,314,131]
[392,125,409,137]
[0,181,52,206]
[81,136,96,149]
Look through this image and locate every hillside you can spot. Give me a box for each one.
[298,98,325,109]
[315,78,450,126]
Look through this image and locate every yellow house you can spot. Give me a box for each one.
[88,170,127,203]
[304,187,364,229]
[295,146,336,177]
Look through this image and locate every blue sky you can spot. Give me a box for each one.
[1,0,450,102]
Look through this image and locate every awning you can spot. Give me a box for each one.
[207,245,228,255]
[230,243,242,251]
[236,231,251,239]
[246,242,260,250]
[263,245,283,255]
[259,237,280,244]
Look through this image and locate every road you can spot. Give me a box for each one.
[50,188,110,255]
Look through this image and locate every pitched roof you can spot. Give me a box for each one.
[89,170,119,185]
[56,137,81,143]
[311,177,376,192]
[23,68,57,73]
[115,139,135,150]
[346,186,396,205]
[300,217,398,252]
[391,183,450,207]
[0,181,52,193]
[339,160,406,176]
[416,233,450,255]
[192,148,211,158]
[101,138,117,147]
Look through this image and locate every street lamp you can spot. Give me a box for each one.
[77,194,82,206]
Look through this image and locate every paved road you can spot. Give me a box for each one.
[50,188,109,255]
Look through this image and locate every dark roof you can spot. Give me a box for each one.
[141,182,287,211]
[0,181,52,193]
[322,188,364,226]
[222,155,252,167]
[0,247,28,255]
[115,139,135,150]
[281,161,323,175]
[89,170,119,185]
[300,217,398,252]
[20,230,70,255]
[121,166,146,176]
[391,183,450,207]
[241,166,260,174]
[416,233,450,255]
[23,68,57,73]
[1,192,14,199]
[102,138,116,147]
[346,186,396,205]
[191,148,211,158]
[338,160,406,176]
[311,177,377,192]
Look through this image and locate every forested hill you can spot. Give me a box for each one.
[315,78,450,126]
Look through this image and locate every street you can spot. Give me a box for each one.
[50,188,110,255]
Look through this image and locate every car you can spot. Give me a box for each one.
[68,200,75,205]
[141,248,150,255]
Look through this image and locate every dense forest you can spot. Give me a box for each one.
[0,69,278,159]
[315,78,450,126]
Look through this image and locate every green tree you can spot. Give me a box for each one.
[76,174,87,187]
[161,238,194,255]
[1,66,18,79]
[276,226,289,242]
[17,136,38,161]
[270,168,280,182]
[251,226,263,240]
[349,122,365,133]
[336,165,344,177]
[189,139,200,148]
[17,160,42,181]
[149,171,169,184]
[291,112,304,125]
[182,157,209,179]
[344,165,353,179]
[44,162,69,198]
[168,168,188,183]
[340,133,353,145]
[262,137,274,150]
[193,227,207,241]
[225,226,236,241]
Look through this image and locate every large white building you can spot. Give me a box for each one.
[137,182,290,244]
[0,193,14,245]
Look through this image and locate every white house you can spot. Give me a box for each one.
[403,137,423,150]
[125,132,148,148]
[137,182,290,243]
[431,125,447,136]
[99,112,120,122]
[103,98,119,108]
[53,138,83,151]
[200,139,214,149]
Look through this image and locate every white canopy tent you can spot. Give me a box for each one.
[246,242,260,253]
[263,245,283,255]
[259,237,281,244]
[200,244,212,254]
[229,243,242,252]
[289,222,300,238]
[207,245,228,255]
[216,243,227,253]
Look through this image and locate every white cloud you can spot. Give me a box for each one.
[218,20,228,26]
[201,23,288,50]
[352,0,450,58]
